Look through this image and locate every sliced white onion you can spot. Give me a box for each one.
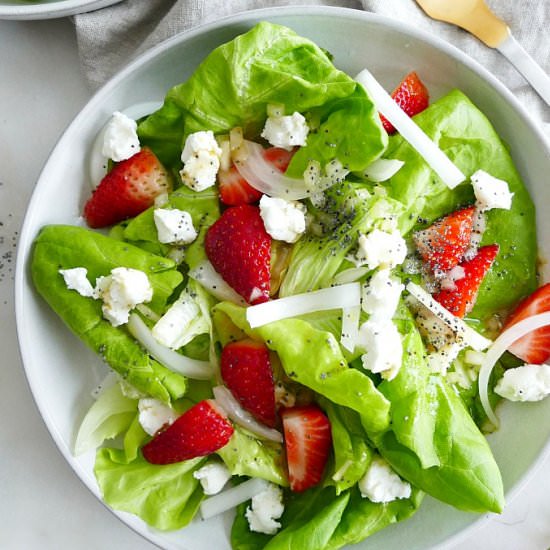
[212,386,283,443]
[189,260,246,305]
[333,267,369,285]
[478,312,550,428]
[135,303,161,323]
[341,305,361,353]
[363,158,404,182]
[355,69,465,189]
[405,282,491,351]
[127,313,215,380]
[246,282,361,329]
[200,477,269,520]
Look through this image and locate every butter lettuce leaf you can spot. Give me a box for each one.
[384,90,537,319]
[137,22,386,174]
[31,225,187,402]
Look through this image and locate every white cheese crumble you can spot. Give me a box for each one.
[359,456,412,503]
[153,208,198,245]
[180,130,222,191]
[261,111,309,150]
[245,483,284,535]
[471,169,514,211]
[193,462,232,496]
[152,294,200,350]
[58,267,96,298]
[138,398,179,436]
[102,111,140,162]
[356,229,407,270]
[95,267,153,327]
[259,195,306,243]
[495,364,550,402]
[358,319,403,380]
[362,268,404,321]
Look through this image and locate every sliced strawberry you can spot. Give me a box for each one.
[504,283,550,364]
[220,339,276,427]
[281,404,332,493]
[142,400,233,465]
[205,204,271,304]
[218,147,294,206]
[381,71,430,134]
[414,206,476,273]
[433,244,499,318]
[84,147,172,228]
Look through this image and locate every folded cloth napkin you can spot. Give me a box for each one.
[73,0,549,131]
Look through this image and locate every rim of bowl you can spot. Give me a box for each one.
[0,0,121,20]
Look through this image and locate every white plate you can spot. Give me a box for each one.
[14,6,550,550]
[0,0,121,20]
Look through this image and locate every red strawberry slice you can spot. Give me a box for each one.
[218,147,294,206]
[281,404,332,493]
[504,283,550,364]
[381,71,430,134]
[142,400,233,465]
[84,147,172,228]
[414,206,476,273]
[220,339,276,427]
[433,244,499,318]
[205,204,271,304]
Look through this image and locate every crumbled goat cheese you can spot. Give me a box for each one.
[471,169,514,211]
[426,341,463,375]
[245,483,284,535]
[259,195,306,243]
[362,268,404,321]
[495,364,550,402]
[356,229,407,270]
[154,208,198,245]
[193,462,232,496]
[102,111,140,162]
[261,111,309,150]
[58,267,96,298]
[180,130,222,191]
[358,319,403,380]
[138,398,179,436]
[359,456,412,503]
[95,267,153,327]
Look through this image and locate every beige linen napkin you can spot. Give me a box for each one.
[73,0,549,130]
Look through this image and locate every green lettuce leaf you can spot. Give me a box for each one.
[384,90,537,319]
[137,22,386,173]
[31,225,187,403]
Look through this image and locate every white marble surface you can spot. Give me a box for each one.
[1,16,549,550]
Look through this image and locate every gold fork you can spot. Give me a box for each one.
[415,0,550,106]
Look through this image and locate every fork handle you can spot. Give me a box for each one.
[497,34,550,106]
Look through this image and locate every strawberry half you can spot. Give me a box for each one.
[414,206,476,274]
[504,283,550,364]
[281,404,332,493]
[381,71,430,134]
[433,244,499,318]
[84,147,172,228]
[142,400,233,465]
[205,204,271,304]
[220,339,276,427]
[218,147,294,206]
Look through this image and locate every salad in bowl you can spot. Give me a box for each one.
[25,17,550,550]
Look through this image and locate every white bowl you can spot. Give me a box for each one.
[15,6,550,550]
[0,0,121,20]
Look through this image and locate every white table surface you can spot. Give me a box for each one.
[1,16,550,550]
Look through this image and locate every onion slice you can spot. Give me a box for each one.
[213,386,283,443]
[341,305,361,353]
[355,69,465,189]
[127,313,215,380]
[363,158,404,182]
[189,260,246,305]
[200,477,269,520]
[478,312,550,428]
[246,283,361,329]
[405,282,491,351]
